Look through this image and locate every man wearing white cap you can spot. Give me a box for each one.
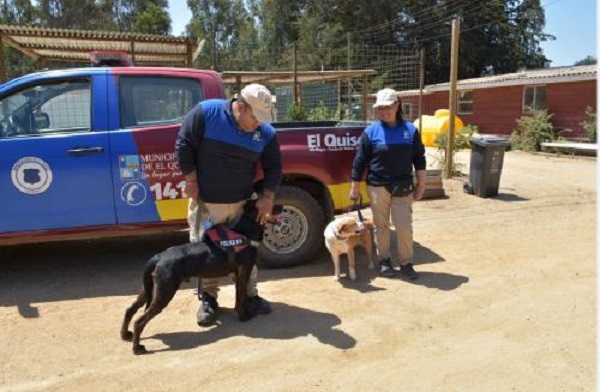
[349,88,426,280]
[175,83,282,326]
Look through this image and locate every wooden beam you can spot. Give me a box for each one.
[2,34,39,60]
[0,38,6,83]
[22,44,188,56]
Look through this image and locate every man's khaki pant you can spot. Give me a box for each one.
[188,198,259,298]
[367,186,414,265]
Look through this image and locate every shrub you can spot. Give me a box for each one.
[580,106,596,142]
[307,101,338,121]
[289,103,308,121]
[510,109,555,152]
[435,124,479,151]
[433,124,479,176]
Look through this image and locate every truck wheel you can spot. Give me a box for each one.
[259,185,325,268]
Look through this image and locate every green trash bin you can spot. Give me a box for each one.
[465,136,510,198]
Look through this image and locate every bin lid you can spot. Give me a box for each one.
[469,136,511,147]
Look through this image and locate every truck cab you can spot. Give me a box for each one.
[0,67,224,241]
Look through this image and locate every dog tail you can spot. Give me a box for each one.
[142,256,158,309]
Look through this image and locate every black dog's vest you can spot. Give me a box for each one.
[205,225,258,266]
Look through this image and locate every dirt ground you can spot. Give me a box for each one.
[0,149,596,391]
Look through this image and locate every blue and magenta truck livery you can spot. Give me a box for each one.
[0,66,369,267]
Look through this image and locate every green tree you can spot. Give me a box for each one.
[39,0,116,30]
[132,1,170,34]
[109,0,170,34]
[574,55,596,66]
[187,0,256,70]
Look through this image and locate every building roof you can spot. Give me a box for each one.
[425,65,597,92]
[0,24,199,66]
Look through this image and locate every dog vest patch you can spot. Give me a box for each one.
[205,225,250,254]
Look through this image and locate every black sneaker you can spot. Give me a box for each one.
[197,292,219,326]
[247,295,272,315]
[378,258,396,278]
[400,263,419,280]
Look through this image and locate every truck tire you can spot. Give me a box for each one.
[259,185,325,268]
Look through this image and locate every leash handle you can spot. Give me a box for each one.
[352,194,365,223]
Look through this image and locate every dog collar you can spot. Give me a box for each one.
[334,232,348,240]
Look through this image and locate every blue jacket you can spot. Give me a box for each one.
[351,120,426,186]
[175,99,282,203]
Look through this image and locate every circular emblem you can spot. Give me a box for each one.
[121,181,147,206]
[11,157,53,195]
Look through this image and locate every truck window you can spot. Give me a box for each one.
[0,80,91,138]
[119,77,203,128]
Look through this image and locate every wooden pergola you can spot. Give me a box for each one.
[0,24,200,82]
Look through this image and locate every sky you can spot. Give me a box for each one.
[167,0,597,68]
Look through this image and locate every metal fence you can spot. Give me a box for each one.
[213,40,421,122]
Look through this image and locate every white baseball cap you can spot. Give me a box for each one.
[373,88,398,108]
[240,84,273,124]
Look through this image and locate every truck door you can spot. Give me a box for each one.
[0,75,115,233]
[107,75,203,224]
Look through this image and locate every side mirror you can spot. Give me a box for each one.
[34,112,50,130]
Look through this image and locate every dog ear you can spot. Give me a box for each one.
[338,219,357,235]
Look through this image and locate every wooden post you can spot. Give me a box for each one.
[212,36,217,71]
[347,33,352,113]
[293,42,299,105]
[445,18,460,179]
[235,75,242,93]
[186,41,193,67]
[418,47,425,133]
[36,57,45,70]
[130,41,135,65]
[361,76,368,120]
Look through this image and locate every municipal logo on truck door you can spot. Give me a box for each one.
[11,157,53,195]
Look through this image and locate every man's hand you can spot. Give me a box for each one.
[184,180,199,201]
[256,192,275,225]
[349,181,361,200]
[413,183,426,201]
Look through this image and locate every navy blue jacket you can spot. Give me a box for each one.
[175,99,282,203]
[351,120,426,186]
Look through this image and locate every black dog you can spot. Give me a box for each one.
[120,201,271,355]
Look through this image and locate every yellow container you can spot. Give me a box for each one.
[413,109,464,147]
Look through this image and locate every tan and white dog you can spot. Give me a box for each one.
[324,216,375,281]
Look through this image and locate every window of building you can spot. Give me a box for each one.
[457,90,473,114]
[120,76,203,128]
[402,102,412,119]
[523,85,546,113]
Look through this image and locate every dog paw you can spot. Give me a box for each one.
[332,275,340,282]
[349,271,357,281]
[121,331,133,341]
[133,344,148,355]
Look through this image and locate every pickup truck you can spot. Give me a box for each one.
[0,66,369,267]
